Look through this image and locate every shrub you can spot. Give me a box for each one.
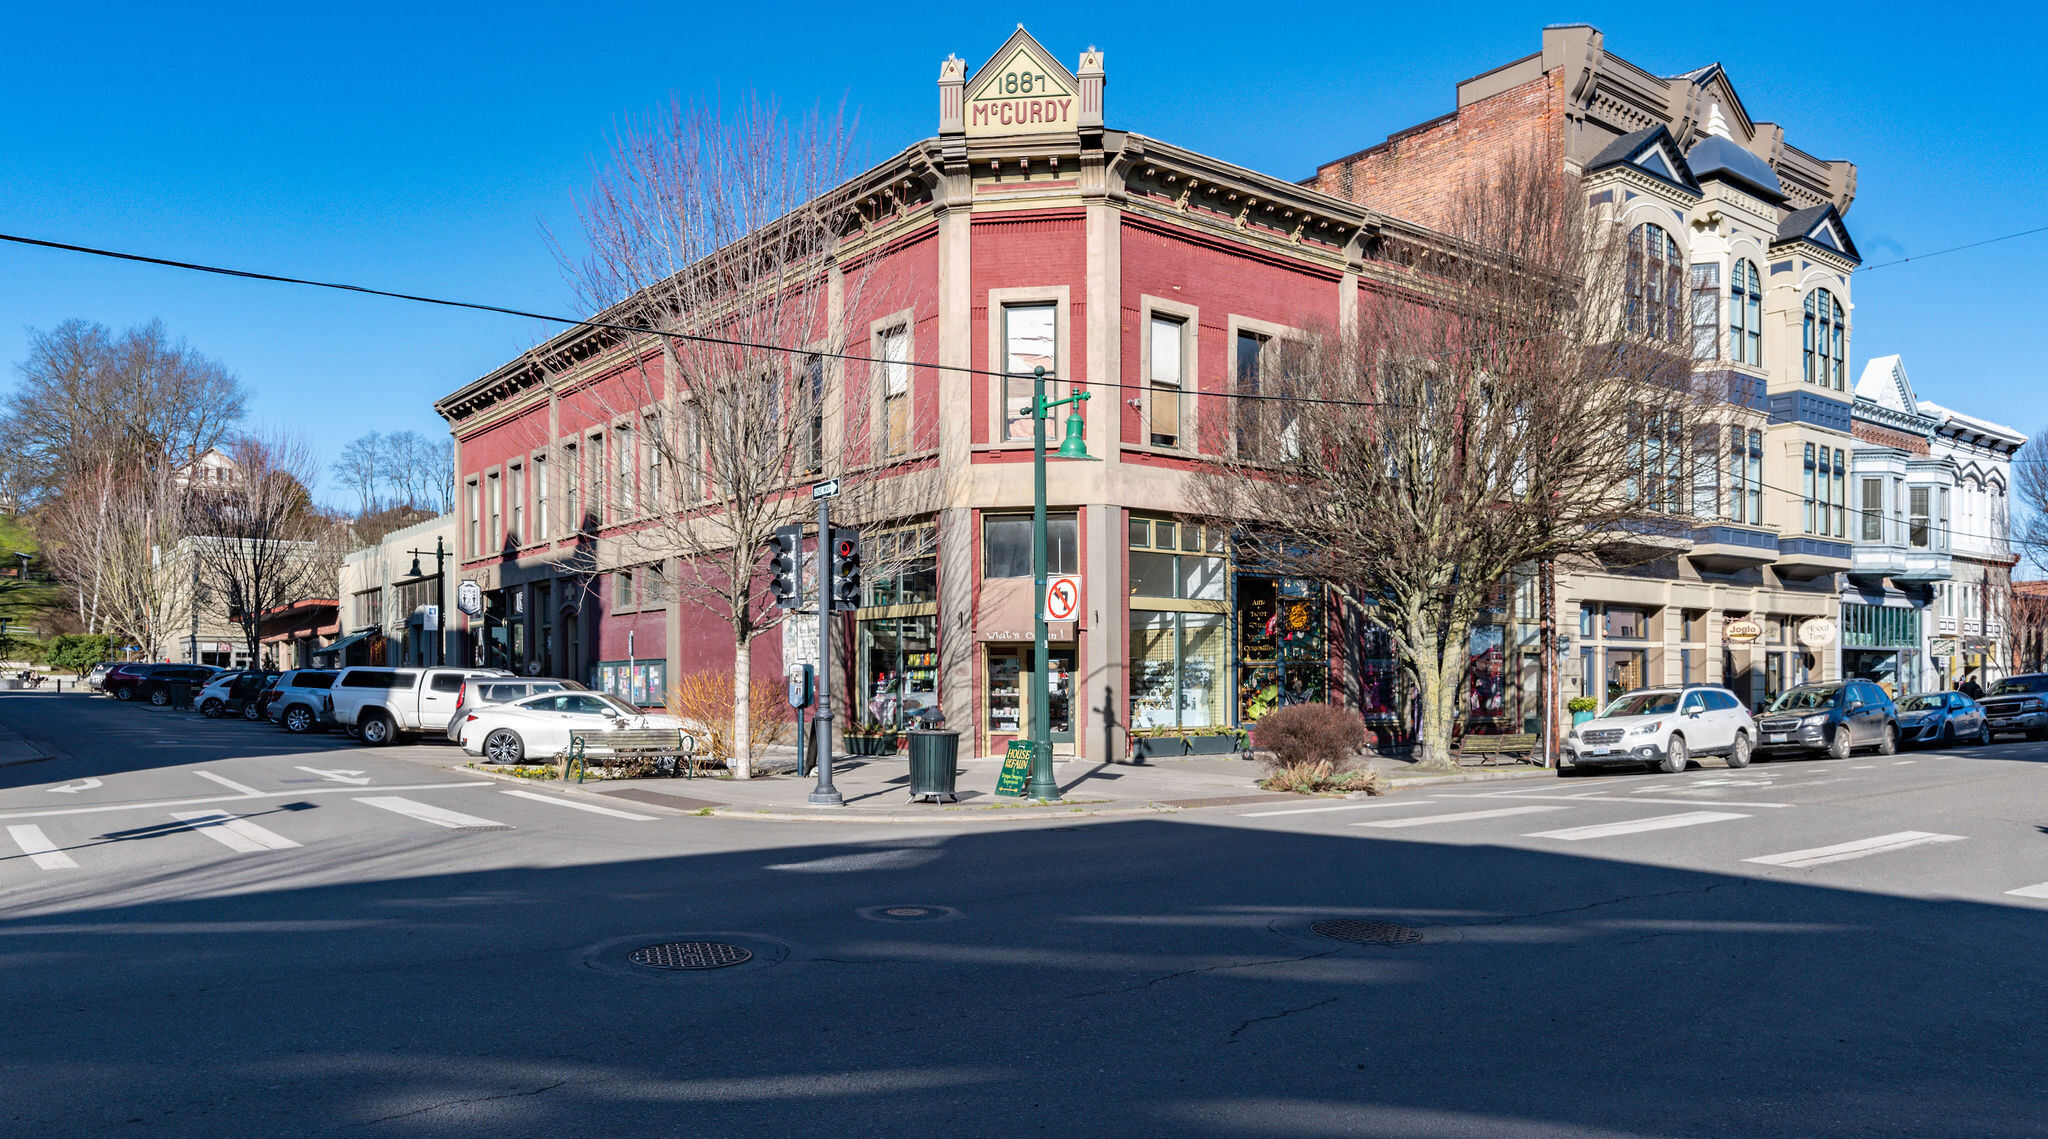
[1566,695,1601,714]
[46,633,111,677]
[1263,762,1385,796]
[663,669,792,765]
[1252,702,1365,768]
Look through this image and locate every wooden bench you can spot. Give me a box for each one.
[1456,732,1540,766]
[560,728,710,782]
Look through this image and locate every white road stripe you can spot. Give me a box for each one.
[354,797,508,829]
[1240,799,1432,817]
[1526,811,1750,841]
[7,824,79,870]
[1745,831,1964,869]
[1484,792,1790,809]
[0,782,495,823]
[1893,760,1916,765]
[499,789,657,820]
[2005,882,2048,899]
[193,770,264,796]
[1354,805,1568,829]
[170,810,302,853]
[1851,765,1875,770]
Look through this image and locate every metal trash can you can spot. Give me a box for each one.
[906,729,961,803]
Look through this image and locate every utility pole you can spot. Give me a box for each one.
[1539,558,1558,769]
[809,490,842,806]
[1027,365,1093,803]
[404,536,447,667]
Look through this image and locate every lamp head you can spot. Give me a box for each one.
[408,555,423,578]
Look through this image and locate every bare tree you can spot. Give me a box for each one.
[1198,153,1715,766]
[332,432,385,515]
[2,319,246,505]
[554,93,924,777]
[71,462,191,661]
[2015,434,2048,576]
[187,433,340,664]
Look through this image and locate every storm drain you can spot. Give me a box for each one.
[1311,919,1425,947]
[628,941,754,970]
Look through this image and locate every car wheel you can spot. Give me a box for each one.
[1659,735,1688,774]
[113,686,135,701]
[483,729,526,765]
[359,713,395,746]
[1939,722,1955,748]
[242,701,262,721]
[283,705,315,734]
[1877,724,1898,756]
[1726,732,1752,769]
[1828,727,1852,761]
[1978,722,1993,746]
[201,699,225,719]
[148,688,171,707]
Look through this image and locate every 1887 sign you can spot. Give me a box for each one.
[966,42,1075,137]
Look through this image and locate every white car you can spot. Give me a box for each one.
[457,691,692,765]
[1564,684,1755,774]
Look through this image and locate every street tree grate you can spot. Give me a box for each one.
[628,941,754,970]
[1311,919,1424,946]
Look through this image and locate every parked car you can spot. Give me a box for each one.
[1755,680,1899,760]
[105,663,220,705]
[1977,673,2048,741]
[85,661,120,692]
[266,669,341,734]
[329,665,512,746]
[1564,684,1755,774]
[457,690,690,765]
[100,663,158,700]
[444,677,586,741]
[1895,691,1991,747]
[198,670,281,720]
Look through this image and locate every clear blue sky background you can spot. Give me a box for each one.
[2,1,2041,505]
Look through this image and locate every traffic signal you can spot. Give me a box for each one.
[767,525,802,609]
[830,528,862,611]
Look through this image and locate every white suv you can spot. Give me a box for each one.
[1565,685,1755,774]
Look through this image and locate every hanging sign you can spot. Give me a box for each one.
[421,605,440,632]
[1797,618,1838,649]
[456,580,484,618]
[1723,618,1762,644]
[1043,575,1082,622]
[994,740,1035,797]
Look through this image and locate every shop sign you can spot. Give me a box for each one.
[1043,575,1081,622]
[456,580,484,618]
[966,41,1076,138]
[994,740,1035,797]
[782,614,819,668]
[1930,637,1958,659]
[421,605,440,632]
[1797,618,1837,649]
[1723,618,1762,644]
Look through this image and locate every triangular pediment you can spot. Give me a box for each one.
[1773,202,1862,264]
[1809,218,1845,251]
[1636,144,1681,182]
[1855,355,1916,413]
[1586,124,1700,195]
[964,27,1079,137]
[1685,66,1757,145]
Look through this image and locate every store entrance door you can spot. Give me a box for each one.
[984,644,1076,755]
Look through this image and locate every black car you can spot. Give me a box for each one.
[199,670,281,720]
[1754,679,1899,760]
[1978,674,2048,740]
[129,664,222,706]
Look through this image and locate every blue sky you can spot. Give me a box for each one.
[2,1,2042,501]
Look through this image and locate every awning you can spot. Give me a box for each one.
[314,629,377,658]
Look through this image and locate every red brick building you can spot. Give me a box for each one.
[435,27,1471,760]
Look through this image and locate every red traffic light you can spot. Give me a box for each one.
[835,538,858,558]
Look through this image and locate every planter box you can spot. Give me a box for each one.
[1570,710,1596,727]
[1183,731,1245,755]
[1130,736,1187,759]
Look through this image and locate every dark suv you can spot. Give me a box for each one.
[1978,674,2048,741]
[1755,679,1899,760]
[105,663,219,704]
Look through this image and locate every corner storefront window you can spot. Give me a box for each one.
[1236,575,1326,722]
[859,615,938,730]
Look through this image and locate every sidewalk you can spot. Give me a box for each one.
[456,748,1552,823]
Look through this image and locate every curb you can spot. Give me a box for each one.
[0,721,53,768]
[1382,767,1554,787]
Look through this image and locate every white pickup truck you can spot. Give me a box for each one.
[329,665,512,745]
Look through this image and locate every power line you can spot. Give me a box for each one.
[1858,224,2048,272]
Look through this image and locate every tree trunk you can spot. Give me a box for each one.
[730,638,752,780]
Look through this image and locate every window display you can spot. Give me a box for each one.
[860,615,938,729]
[1129,612,1226,730]
[1236,575,1325,722]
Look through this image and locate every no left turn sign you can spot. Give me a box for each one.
[1044,575,1082,622]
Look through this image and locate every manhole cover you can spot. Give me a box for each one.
[627,941,754,970]
[885,907,932,917]
[855,903,963,924]
[1311,919,1425,946]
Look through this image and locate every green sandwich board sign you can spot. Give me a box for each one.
[994,740,1035,797]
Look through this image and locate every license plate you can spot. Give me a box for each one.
[1589,748,1611,756]
[1992,719,2013,728]
[1766,733,1787,743]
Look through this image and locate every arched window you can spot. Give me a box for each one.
[1729,259,1762,365]
[1626,223,1684,343]
[1803,288,1846,388]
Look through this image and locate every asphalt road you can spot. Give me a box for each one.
[2,691,2045,1137]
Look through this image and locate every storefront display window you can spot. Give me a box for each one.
[1468,624,1507,723]
[1130,612,1226,730]
[1236,576,1325,722]
[863,525,937,607]
[859,615,938,729]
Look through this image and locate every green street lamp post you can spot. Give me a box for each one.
[1027,364,1094,802]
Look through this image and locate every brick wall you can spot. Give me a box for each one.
[1309,74,1567,231]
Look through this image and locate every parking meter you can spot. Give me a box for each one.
[787,664,813,709]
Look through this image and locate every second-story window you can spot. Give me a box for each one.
[880,326,910,455]
[1909,486,1932,549]
[508,463,524,545]
[1803,443,1846,537]
[1730,259,1763,365]
[588,432,606,525]
[805,355,825,474]
[534,454,549,540]
[1860,476,1884,542]
[1803,288,1846,389]
[643,415,662,507]
[1626,223,1684,343]
[1149,315,1185,447]
[1002,304,1056,443]
[486,471,502,552]
[614,425,634,516]
[1728,427,1762,524]
[465,478,480,557]
[563,441,580,532]
[1234,330,1270,456]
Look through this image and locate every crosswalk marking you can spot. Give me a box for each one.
[193,770,264,796]
[7,824,79,870]
[1526,811,1750,841]
[354,796,508,830]
[170,811,301,853]
[2005,882,2048,900]
[1354,805,1567,829]
[1745,831,1964,869]
[1241,799,1432,817]
[499,789,657,820]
